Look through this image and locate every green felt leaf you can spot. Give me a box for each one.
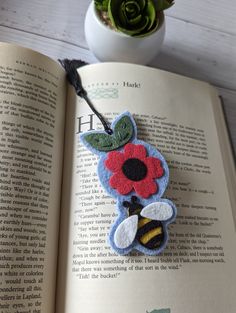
[83,115,134,152]
[114,115,134,145]
[84,133,117,152]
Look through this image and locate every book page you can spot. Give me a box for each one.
[0,43,66,313]
[57,63,236,313]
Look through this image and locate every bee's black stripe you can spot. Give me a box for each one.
[136,220,162,240]
[143,234,164,249]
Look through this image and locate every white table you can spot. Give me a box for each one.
[0,0,235,154]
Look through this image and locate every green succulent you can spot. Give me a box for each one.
[108,0,158,37]
[95,0,109,11]
[155,0,174,10]
[95,0,174,37]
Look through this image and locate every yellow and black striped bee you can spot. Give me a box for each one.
[114,196,173,250]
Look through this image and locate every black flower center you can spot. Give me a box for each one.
[122,158,147,181]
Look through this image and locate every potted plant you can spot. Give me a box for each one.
[84,0,174,64]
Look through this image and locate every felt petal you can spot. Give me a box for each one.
[124,143,147,159]
[134,178,157,198]
[132,144,147,159]
[109,172,133,195]
[105,151,125,172]
[146,157,164,178]
[114,215,138,249]
[123,143,136,158]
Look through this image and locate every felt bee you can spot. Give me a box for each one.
[114,196,174,250]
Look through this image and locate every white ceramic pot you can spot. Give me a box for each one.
[84,2,165,65]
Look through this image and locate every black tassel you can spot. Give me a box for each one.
[59,59,87,97]
[59,59,113,135]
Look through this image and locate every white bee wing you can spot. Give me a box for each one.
[140,202,173,221]
[114,215,138,249]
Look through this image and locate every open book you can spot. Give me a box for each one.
[0,42,235,313]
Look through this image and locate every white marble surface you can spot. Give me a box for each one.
[0,0,235,154]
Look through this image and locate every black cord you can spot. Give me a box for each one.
[59,59,113,135]
[82,93,113,134]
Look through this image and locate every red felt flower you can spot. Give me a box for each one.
[104,143,164,198]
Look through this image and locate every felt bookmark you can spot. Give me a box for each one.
[60,60,177,256]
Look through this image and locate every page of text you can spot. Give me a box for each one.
[57,63,236,313]
[0,43,66,313]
